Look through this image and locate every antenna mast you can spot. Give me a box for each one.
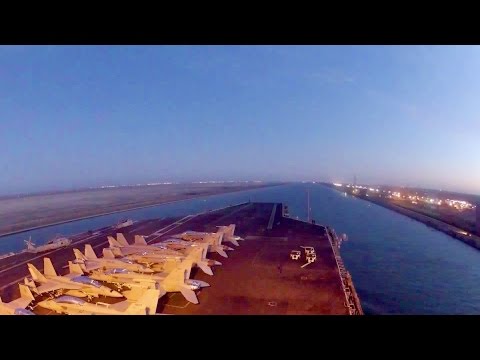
[307,189,310,223]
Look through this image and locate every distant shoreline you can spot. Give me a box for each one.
[326,184,480,251]
[0,181,267,200]
[0,183,282,238]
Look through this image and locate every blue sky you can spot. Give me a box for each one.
[1,45,479,195]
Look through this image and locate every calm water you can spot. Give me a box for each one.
[2,183,480,314]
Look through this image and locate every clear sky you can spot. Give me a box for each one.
[1,45,479,195]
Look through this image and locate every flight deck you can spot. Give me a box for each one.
[0,202,362,315]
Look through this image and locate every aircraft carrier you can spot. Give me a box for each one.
[0,202,363,315]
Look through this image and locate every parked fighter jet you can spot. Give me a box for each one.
[157,238,227,266]
[108,234,219,275]
[0,284,36,315]
[217,224,244,246]
[132,235,221,274]
[170,231,234,258]
[68,261,164,299]
[71,257,208,304]
[37,287,161,315]
[104,248,181,273]
[72,245,154,273]
[108,234,184,257]
[27,257,123,299]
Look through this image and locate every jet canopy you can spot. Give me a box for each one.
[71,276,102,288]
[54,296,87,305]
[14,308,35,315]
[151,244,168,249]
[164,239,196,246]
[104,268,129,275]
[119,258,135,264]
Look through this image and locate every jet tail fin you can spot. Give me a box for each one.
[73,248,86,261]
[228,224,239,238]
[184,259,193,280]
[164,260,199,304]
[68,261,85,275]
[84,245,98,260]
[218,224,242,241]
[186,246,204,262]
[215,233,224,246]
[22,277,41,297]
[134,235,148,245]
[108,236,122,248]
[102,248,116,259]
[187,246,213,275]
[198,243,209,260]
[18,283,35,305]
[8,284,36,309]
[27,263,48,283]
[43,258,57,277]
[116,233,129,246]
[164,260,192,284]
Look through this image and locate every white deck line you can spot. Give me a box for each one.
[267,204,277,230]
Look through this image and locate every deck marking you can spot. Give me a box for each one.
[91,216,196,251]
[165,300,191,309]
[147,217,198,243]
[245,236,288,241]
[212,203,252,225]
[250,243,266,267]
[149,215,194,235]
[267,204,277,230]
[0,277,28,291]
[133,220,159,233]
[164,292,191,309]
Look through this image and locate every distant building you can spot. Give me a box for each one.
[477,204,480,235]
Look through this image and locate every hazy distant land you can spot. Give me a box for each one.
[0,182,280,237]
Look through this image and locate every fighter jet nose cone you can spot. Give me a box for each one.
[197,280,210,287]
[14,308,35,315]
[208,260,222,266]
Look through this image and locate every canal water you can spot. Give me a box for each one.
[2,183,480,314]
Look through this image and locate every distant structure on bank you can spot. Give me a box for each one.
[25,236,71,254]
[477,204,480,235]
[114,219,134,230]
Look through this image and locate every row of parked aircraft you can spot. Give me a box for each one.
[0,224,244,315]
